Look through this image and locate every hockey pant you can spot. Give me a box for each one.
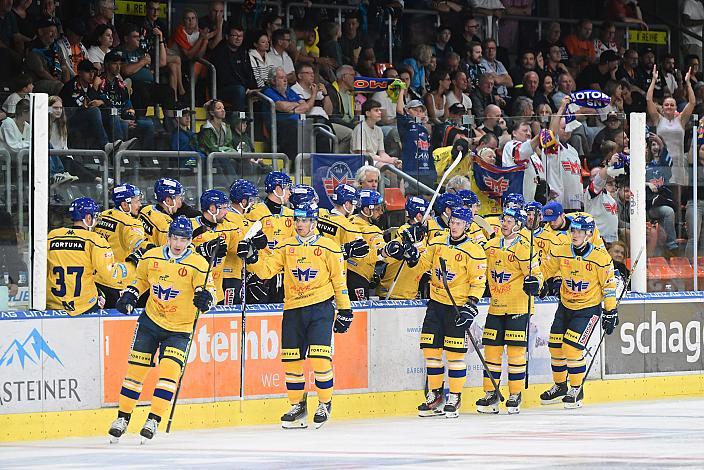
[548,303,601,387]
[481,313,528,394]
[420,300,468,393]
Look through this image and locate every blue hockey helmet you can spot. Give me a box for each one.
[457,189,479,207]
[502,192,525,209]
[503,207,527,226]
[570,215,595,232]
[154,177,184,202]
[330,183,359,206]
[405,196,430,218]
[450,206,474,224]
[229,179,258,203]
[200,189,229,211]
[525,201,543,214]
[264,171,292,193]
[293,203,319,220]
[112,184,142,207]
[69,197,100,221]
[168,215,193,238]
[435,192,463,214]
[289,184,320,208]
[359,189,383,209]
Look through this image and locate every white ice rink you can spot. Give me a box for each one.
[2,398,704,469]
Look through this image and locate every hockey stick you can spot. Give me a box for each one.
[166,238,221,433]
[524,226,535,389]
[439,257,504,402]
[384,150,465,300]
[575,246,644,398]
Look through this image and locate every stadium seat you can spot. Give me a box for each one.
[669,257,695,290]
[383,187,405,211]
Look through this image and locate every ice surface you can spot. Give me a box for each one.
[3,399,704,469]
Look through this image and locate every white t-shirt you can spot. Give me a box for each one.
[546,143,583,210]
[584,182,618,243]
[86,46,108,66]
[445,90,473,110]
[683,0,704,46]
[269,48,295,77]
[502,139,545,203]
[290,82,328,119]
[352,120,385,160]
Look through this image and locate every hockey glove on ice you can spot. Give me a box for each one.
[196,237,227,260]
[250,230,269,250]
[334,309,354,334]
[193,287,214,312]
[401,223,426,244]
[402,242,420,267]
[343,238,370,260]
[116,286,139,314]
[602,308,619,335]
[456,298,478,329]
[382,240,404,260]
[522,275,540,296]
[237,240,259,264]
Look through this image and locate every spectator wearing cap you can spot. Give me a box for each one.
[395,86,437,195]
[470,73,498,118]
[433,103,474,148]
[433,25,454,60]
[645,166,679,252]
[170,107,203,167]
[479,38,512,99]
[576,50,620,91]
[97,50,154,149]
[564,19,595,69]
[446,70,473,111]
[26,16,69,95]
[352,99,400,170]
[86,24,113,71]
[58,59,110,149]
[56,18,88,78]
[86,0,119,47]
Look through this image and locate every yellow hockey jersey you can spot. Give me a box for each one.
[482,214,502,240]
[541,243,617,311]
[525,226,565,265]
[347,215,386,281]
[190,216,245,302]
[468,221,488,245]
[316,209,364,248]
[546,212,605,249]
[95,208,148,262]
[248,234,351,311]
[415,235,487,306]
[247,202,294,250]
[46,227,123,315]
[222,209,255,280]
[138,204,173,247]
[378,223,430,300]
[132,246,216,333]
[484,235,542,315]
[427,216,448,239]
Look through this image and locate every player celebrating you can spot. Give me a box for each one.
[316,184,370,262]
[139,178,186,247]
[429,192,464,238]
[347,190,387,300]
[457,189,488,245]
[47,197,124,314]
[108,216,217,442]
[476,207,541,414]
[539,216,618,408]
[412,206,487,418]
[238,203,351,428]
[542,201,605,249]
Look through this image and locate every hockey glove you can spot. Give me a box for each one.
[126,246,146,266]
[382,240,404,260]
[193,287,214,312]
[245,272,267,302]
[401,223,426,244]
[549,278,562,298]
[522,275,540,296]
[456,298,478,330]
[237,240,259,263]
[334,309,354,334]
[343,238,370,260]
[196,237,227,260]
[402,242,420,268]
[250,230,269,250]
[116,286,139,314]
[602,308,619,335]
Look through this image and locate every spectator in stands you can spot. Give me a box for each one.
[480,38,512,99]
[352,99,400,169]
[536,21,569,63]
[536,74,557,112]
[615,173,631,241]
[470,72,497,118]
[340,12,361,67]
[433,103,474,148]
[584,165,619,244]
[543,44,570,86]
[446,70,473,112]
[262,12,282,42]
[329,64,357,151]
[564,18,595,69]
[685,139,704,257]
[26,16,68,95]
[511,71,540,108]
[87,0,119,47]
[608,239,629,277]
[58,59,111,150]
[552,72,575,108]
[86,24,112,71]
[577,49,620,91]
[97,50,154,149]
[477,104,506,142]
[645,166,679,252]
[117,23,175,115]
[56,18,88,79]
[637,47,664,98]
[645,132,672,183]
[356,165,380,190]
[231,114,253,153]
[0,0,24,77]
[169,8,211,85]
[199,0,224,50]
[661,53,680,97]
[617,49,645,94]
[398,65,423,102]
[357,46,378,79]
[593,21,619,60]
[450,17,481,61]
[403,44,433,96]
[424,70,450,125]
[685,54,702,84]
[620,78,646,114]
[498,0,533,54]
[510,49,537,85]
[1,73,32,114]
[591,111,623,167]
[433,25,453,60]
[445,175,472,193]
[463,41,484,89]
[199,99,239,186]
[40,0,61,34]
[142,0,184,97]
[445,52,461,74]
[269,28,295,83]
[208,22,256,112]
[289,62,338,153]
[170,107,203,167]
[0,97,29,156]
[396,87,436,194]
[682,0,704,63]
[248,29,274,89]
[607,0,648,29]
[11,0,32,46]
[318,21,343,71]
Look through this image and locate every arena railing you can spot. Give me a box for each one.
[247,92,277,153]
[1,149,11,213]
[190,58,217,128]
[312,123,339,154]
[50,149,110,210]
[377,163,434,197]
[206,151,288,192]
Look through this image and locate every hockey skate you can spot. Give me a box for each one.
[417,387,445,417]
[506,393,522,414]
[139,416,159,444]
[108,416,129,443]
[313,401,331,429]
[540,381,568,405]
[476,390,500,414]
[563,386,584,409]
[281,398,308,429]
[443,392,461,418]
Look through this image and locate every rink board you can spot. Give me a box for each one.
[0,292,703,441]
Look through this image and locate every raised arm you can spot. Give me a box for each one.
[645,64,661,126]
[679,67,697,126]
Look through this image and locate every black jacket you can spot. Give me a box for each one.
[207,42,257,90]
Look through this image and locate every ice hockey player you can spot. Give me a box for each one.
[47,197,124,314]
[289,184,320,210]
[237,203,352,429]
[139,178,186,247]
[476,207,541,414]
[542,201,605,249]
[457,189,488,245]
[428,192,464,238]
[108,216,217,442]
[539,216,618,408]
[247,171,294,303]
[378,196,430,300]
[413,206,487,418]
[524,201,564,265]
[316,184,370,262]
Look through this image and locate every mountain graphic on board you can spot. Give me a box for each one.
[0,328,64,368]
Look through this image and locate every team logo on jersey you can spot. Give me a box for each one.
[491,270,512,284]
[561,160,581,174]
[565,278,590,292]
[267,240,277,249]
[152,284,180,300]
[291,267,319,282]
[603,202,618,214]
[178,267,187,277]
[322,161,354,205]
[434,268,456,282]
[314,247,322,256]
[455,253,463,262]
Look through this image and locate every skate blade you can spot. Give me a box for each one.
[313,419,328,429]
[140,437,149,445]
[563,401,583,409]
[540,397,565,405]
[444,410,459,418]
[108,435,120,444]
[476,405,500,414]
[418,409,446,417]
[507,406,521,414]
[281,420,308,429]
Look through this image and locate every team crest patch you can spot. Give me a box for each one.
[322,161,354,206]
